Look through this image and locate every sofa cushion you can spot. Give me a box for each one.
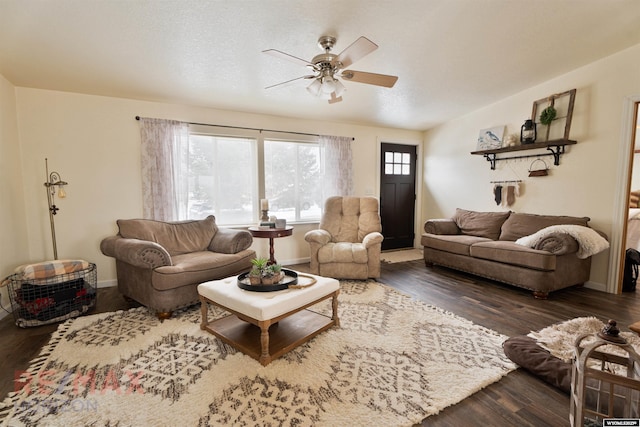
[117,216,218,256]
[470,241,556,271]
[452,208,511,240]
[499,212,590,241]
[422,234,492,256]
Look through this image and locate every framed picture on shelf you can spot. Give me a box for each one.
[476,126,505,151]
[531,89,576,142]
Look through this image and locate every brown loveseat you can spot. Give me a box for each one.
[100,216,255,318]
[421,209,608,298]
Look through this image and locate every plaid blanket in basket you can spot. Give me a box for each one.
[10,259,91,281]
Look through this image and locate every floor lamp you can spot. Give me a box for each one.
[44,158,68,260]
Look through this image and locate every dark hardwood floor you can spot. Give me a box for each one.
[2,259,639,426]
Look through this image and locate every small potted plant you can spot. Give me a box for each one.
[249,257,269,285]
[261,263,284,285]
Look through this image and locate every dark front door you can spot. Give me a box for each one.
[380,143,416,250]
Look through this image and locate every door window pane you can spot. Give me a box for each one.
[384,151,412,175]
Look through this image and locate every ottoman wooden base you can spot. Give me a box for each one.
[198,273,339,366]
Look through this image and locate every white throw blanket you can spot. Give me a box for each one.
[515,225,609,259]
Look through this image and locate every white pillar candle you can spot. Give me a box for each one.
[260,199,269,210]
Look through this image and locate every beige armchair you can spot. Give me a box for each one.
[305,196,384,279]
[100,216,255,319]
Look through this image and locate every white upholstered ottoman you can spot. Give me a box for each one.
[198,272,340,365]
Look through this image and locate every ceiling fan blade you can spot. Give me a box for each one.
[341,70,398,88]
[265,75,315,90]
[262,49,314,67]
[335,36,378,68]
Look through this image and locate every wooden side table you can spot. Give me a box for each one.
[248,226,293,264]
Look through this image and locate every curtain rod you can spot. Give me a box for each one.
[135,116,354,141]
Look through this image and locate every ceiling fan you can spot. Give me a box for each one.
[263,35,398,104]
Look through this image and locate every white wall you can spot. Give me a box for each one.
[631,112,640,189]
[12,88,422,286]
[0,74,29,317]
[422,43,640,290]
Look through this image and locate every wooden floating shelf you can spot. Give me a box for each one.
[471,139,577,170]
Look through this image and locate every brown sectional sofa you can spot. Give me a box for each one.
[421,209,607,298]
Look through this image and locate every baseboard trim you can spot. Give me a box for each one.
[281,257,310,266]
[98,279,117,288]
[584,280,607,293]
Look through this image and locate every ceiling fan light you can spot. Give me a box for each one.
[306,78,322,96]
[321,76,336,94]
[334,79,346,97]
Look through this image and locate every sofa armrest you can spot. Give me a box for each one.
[304,229,332,245]
[363,232,384,248]
[100,235,172,269]
[209,228,253,254]
[424,219,460,235]
[531,233,579,255]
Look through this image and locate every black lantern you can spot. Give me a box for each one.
[520,119,537,144]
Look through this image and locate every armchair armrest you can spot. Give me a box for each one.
[531,233,579,255]
[304,229,332,245]
[363,232,384,248]
[424,219,460,235]
[100,235,172,269]
[208,228,253,254]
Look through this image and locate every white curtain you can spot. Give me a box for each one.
[319,135,353,199]
[139,118,189,221]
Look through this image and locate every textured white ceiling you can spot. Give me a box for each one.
[1,0,639,130]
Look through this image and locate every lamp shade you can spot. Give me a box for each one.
[307,79,322,96]
[321,76,336,94]
[334,79,345,97]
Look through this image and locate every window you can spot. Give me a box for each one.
[183,130,322,225]
[264,140,322,222]
[186,134,257,225]
[384,151,411,175]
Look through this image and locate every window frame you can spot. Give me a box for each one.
[186,125,321,226]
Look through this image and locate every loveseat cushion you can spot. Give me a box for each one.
[452,208,511,240]
[499,212,590,241]
[470,241,556,271]
[117,216,218,256]
[152,250,254,291]
[421,234,492,256]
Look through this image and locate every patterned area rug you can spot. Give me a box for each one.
[0,280,515,426]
